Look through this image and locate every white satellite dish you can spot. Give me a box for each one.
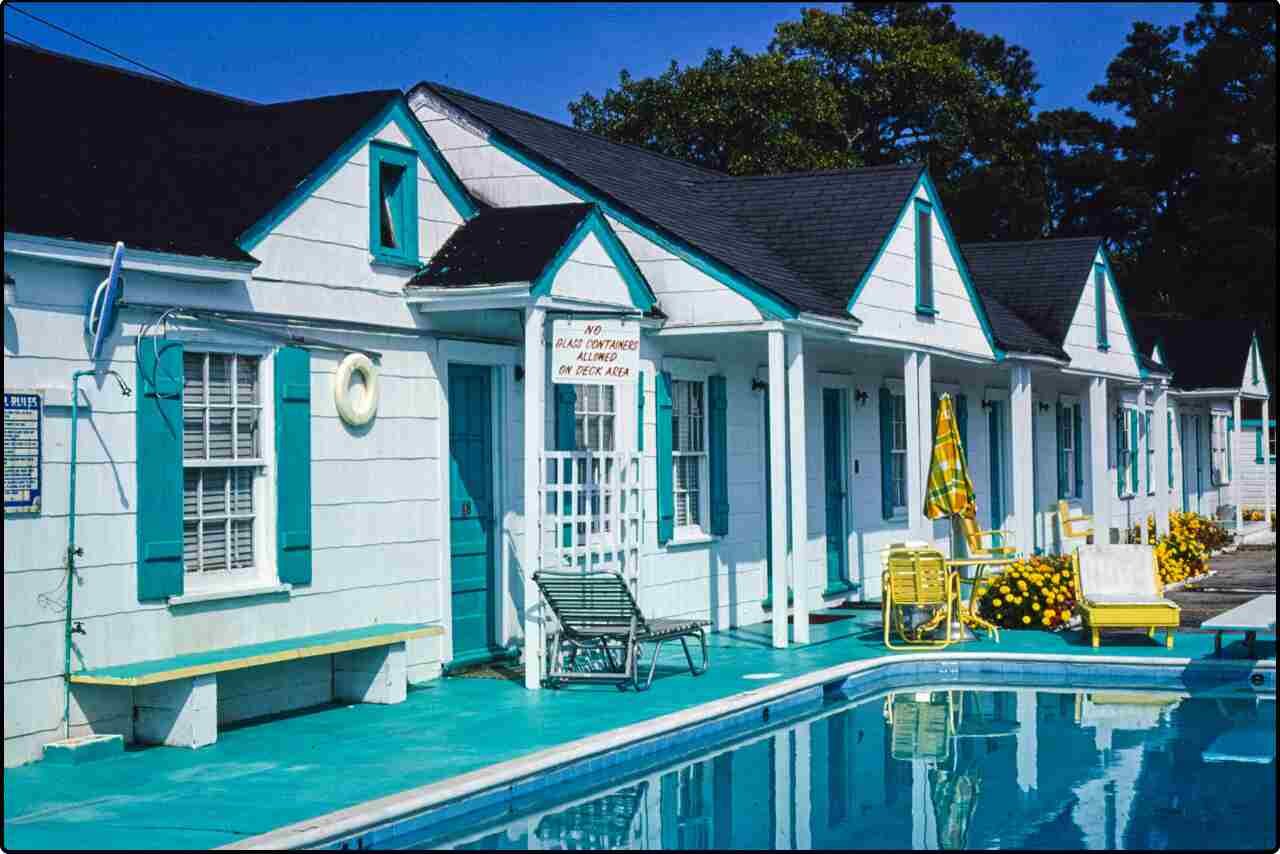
[86,242,125,361]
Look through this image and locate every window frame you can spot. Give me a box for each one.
[889,391,909,516]
[914,197,936,316]
[1095,262,1110,351]
[180,343,276,594]
[1145,407,1156,495]
[368,141,419,267]
[1058,397,1079,500]
[1116,404,1137,498]
[573,383,617,452]
[1209,411,1231,486]
[663,358,717,542]
[670,377,709,536]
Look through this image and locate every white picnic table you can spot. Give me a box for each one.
[1201,594,1276,657]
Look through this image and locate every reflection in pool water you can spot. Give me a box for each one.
[381,687,1275,850]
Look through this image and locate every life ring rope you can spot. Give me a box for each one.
[334,352,379,426]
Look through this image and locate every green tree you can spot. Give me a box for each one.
[569,3,1046,239]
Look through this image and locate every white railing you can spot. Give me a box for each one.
[538,450,644,588]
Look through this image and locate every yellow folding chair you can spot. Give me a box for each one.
[882,546,960,649]
[1056,499,1093,552]
[954,516,1019,560]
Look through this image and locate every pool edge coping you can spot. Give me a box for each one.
[223,649,1274,850]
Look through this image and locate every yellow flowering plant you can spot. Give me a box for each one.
[974,555,1077,631]
[1154,511,1212,585]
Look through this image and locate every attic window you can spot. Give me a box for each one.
[1094,263,1109,351]
[914,199,935,316]
[369,141,418,266]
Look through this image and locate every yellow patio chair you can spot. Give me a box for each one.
[882,546,960,649]
[1056,499,1093,552]
[954,516,1019,560]
[1073,545,1180,648]
[886,691,959,762]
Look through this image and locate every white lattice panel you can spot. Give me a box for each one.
[539,451,644,586]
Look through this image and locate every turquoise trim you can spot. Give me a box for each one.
[486,134,797,320]
[846,171,1001,359]
[1248,332,1271,392]
[913,197,934,315]
[368,141,419,267]
[1095,249,1144,375]
[529,206,656,310]
[237,99,478,253]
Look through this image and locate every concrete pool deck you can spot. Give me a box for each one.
[4,614,1275,850]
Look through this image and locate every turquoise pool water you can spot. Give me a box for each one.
[375,686,1275,851]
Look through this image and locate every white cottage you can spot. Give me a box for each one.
[3,43,1270,766]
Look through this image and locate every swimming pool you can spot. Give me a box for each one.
[367,684,1275,851]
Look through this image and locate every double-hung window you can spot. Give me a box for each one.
[914,199,935,315]
[1210,412,1231,485]
[574,384,615,451]
[1116,406,1138,497]
[1145,408,1155,494]
[890,393,909,513]
[1095,263,1110,350]
[182,350,265,586]
[1058,403,1077,498]
[671,379,707,532]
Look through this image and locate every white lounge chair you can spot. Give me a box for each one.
[1073,545,1181,648]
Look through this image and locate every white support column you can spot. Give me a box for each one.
[1136,383,1148,536]
[1009,364,1035,555]
[794,720,812,850]
[774,731,793,850]
[1153,382,1171,536]
[1233,394,1244,539]
[916,353,933,543]
[768,330,789,649]
[1264,398,1273,528]
[1016,688,1038,795]
[1088,377,1111,544]
[903,351,927,541]
[786,331,810,643]
[523,306,546,690]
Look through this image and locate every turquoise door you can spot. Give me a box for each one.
[987,402,1004,544]
[822,389,847,592]
[448,364,496,667]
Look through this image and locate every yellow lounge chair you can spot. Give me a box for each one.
[882,546,960,649]
[954,516,1019,560]
[1073,545,1180,648]
[1056,499,1093,552]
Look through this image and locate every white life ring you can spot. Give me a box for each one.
[334,353,379,426]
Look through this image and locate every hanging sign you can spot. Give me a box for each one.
[4,389,43,515]
[551,320,640,385]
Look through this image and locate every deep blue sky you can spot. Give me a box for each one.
[5,2,1204,123]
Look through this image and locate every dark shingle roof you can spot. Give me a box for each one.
[414,82,933,320]
[5,42,401,262]
[972,291,1069,360]
[959,237,1103,351]
[1132,318,1258,391]
[407,203,593,288]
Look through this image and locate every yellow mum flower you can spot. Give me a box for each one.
[1000,586,1011,594]
[1044,609,1055,619]
[1022,615,1032,624]
[1032,602,1041,611]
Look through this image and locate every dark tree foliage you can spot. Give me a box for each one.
[569,2,1275,364]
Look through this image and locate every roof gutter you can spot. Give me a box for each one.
[4,232,257,283]
[1001,352,1071,368]
[404,282,531,312]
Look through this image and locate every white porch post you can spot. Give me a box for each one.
[1233,394,1244,539]
[522,306,546,690]
[768,330,789,649]
[786,330,810,643]
[1153,382,1171,536]
[1264,398,1273,528]
[903,351,929,541]
[1009,364,1035,555]
[1087,377,1111,544]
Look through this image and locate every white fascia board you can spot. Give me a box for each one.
[846,331,997,366]
[651,319,785,337]
[787,312,861,338]
[1002,352,1071,368]
[4,232,257,283]
[534,294,646,315]
[406,282,531,312]
[1059,365,1144,385]
[1169,388,1243,399]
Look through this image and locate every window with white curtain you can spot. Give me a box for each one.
[1210,412,1230,485]
[574,384,615,451]
[182,351,264,578]
[890,393,908,512]
[672,379,707,530]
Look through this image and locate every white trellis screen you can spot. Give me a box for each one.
[538,451,644,587]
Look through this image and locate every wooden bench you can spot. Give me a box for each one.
[1201,594,1276,658]
[71,623,442,748]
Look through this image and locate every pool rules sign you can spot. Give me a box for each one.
[551,320,639,385]
[4,389,43,514]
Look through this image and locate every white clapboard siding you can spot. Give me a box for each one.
[1061,249,1141,379]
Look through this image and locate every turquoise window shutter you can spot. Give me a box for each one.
[956,394,968,452]
[1168,412,1175,488]
[275,346,313,585]
[1226,416,1233,481]
[655,371,675,545]
[1257,425,1265,465]
[135,336,185,600]
[1116,411,1124,498]
[1095,265,1109,349]
[1144,411,1152,492]
[1073,405,1085,497]
[636,371,645,452]
[708,375,729,536]
[1055,402,1068,498]
[554,384,577,450]
[1128,410,1140,495]
[915,201,934,313]
[879,388,894,521]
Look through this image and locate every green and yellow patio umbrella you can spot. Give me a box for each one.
[924,393,976,521]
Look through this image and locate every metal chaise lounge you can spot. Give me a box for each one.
[534,570,709,691]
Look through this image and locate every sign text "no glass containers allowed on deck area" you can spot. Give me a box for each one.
[551,320,640,385]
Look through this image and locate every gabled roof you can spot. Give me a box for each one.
[408,203,594,288]
[959,237,1104,351]
[972,291,1069,360]
[4,42,402,262]
[1133,318,1260,391]
[413,81,932,320]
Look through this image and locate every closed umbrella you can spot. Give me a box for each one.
[924,393,976,521]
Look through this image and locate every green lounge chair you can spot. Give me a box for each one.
[534,570,709,691]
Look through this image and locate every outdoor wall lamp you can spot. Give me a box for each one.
[751,378,768,392]
[514,365,524,382]
[981,398,994,411]
[854,388,869,407]
[1037,401,1052,413]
